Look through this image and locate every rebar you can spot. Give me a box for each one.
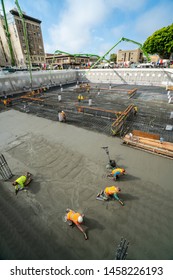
[115,237,129,260]
[0,154,13,180]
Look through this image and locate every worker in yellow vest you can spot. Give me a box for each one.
[107,168,126,180]
[134,106,138,115]
[12,172,32,195]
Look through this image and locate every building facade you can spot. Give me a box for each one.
[45,54,98,69]
[0,9,45,68]
[117,48,143,65]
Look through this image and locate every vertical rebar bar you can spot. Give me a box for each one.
[0,154,13,180]
[115,237,129,260]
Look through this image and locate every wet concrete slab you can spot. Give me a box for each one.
[0,110,173,260]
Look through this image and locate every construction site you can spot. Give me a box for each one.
[0,71,173,260]
[1,76,173,158]
[0,0,173,262]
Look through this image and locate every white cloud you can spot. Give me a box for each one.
[46,0,109,53]
[45,0,149,53]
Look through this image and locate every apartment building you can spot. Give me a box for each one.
[0,14,11,67]
[117,48,143,64]
[0,9,45,68]
[45,53,98,69]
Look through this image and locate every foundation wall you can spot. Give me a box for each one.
[0,70,77,96]
[0,68,173,96]
[77,68,173,87]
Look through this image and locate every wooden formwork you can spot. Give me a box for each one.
[122,131,173,159]
[111,104,135,135]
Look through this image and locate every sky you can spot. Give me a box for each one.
[1,0,173,57]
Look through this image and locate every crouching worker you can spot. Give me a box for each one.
[65,209,88,240]
[58,110,66,122]
[97,186,124,206]
[12,172,32,195]
[107,168,126,181]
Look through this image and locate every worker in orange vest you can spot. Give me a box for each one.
[65,209,88,240]
[97,186,124,206]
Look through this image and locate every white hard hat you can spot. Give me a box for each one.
[77,216,83,223]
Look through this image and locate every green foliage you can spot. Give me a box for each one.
[143,24,173,58]
[110,53,117,63]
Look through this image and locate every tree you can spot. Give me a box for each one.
[143,24,173,59]
[110,53,117,63]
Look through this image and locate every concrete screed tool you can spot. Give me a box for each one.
[101,146,116,169]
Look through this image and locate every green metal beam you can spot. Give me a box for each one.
[89,38,123,70]
[1,0,16,66]
[89,37,150,70]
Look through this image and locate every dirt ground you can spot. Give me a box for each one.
[0,110,173,260]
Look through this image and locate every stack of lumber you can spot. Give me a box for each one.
[122,130,173,159]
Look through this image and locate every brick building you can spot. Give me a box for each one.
[0,9,45,68]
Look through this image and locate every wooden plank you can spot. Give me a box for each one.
[128,88,138,95]
[138,138,173,152]
[132,130,160,140]
[20,96,44,101]
[76,105,119,114]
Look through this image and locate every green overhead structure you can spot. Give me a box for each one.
[50,50,101,70]
[1,0,16,66]
[74,53,100,59]
[15,0,32,87]
[89,37,151,70]
[50,50,72,70]
[53,50,100,59]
